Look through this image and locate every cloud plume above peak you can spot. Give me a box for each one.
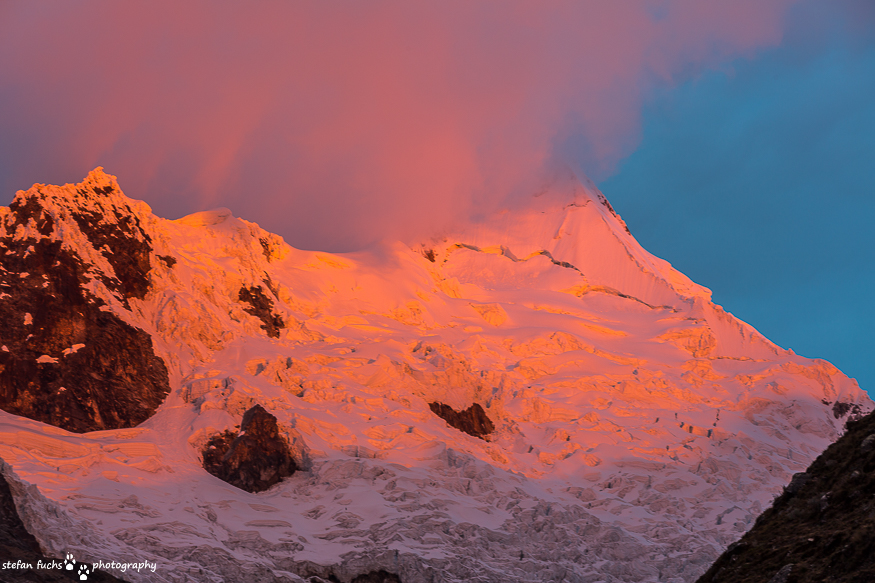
[1,0,794,250]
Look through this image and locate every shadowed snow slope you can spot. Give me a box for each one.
[697,406,875,583]
[0,169,869,583]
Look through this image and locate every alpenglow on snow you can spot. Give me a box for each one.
[0,168,868,583]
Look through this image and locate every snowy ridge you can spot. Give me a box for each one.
[0,169,870,582]
[1,169,154,312]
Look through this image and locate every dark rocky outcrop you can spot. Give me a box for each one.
[0,462,124,582]
[306,569,402,583]
[0,179,170,433]
[7,179,154,305]
[350,570,402,583]
[238,285,284,338]
[698,409,875,583]
[68,200,152,303]
[156,254,176,268]
[202,405,296,493]
[831,400,862,420]
[429,402,494,440]
[304,567,401,583]
[258,237,272,261]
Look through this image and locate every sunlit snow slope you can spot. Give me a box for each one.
[0,169,869,583]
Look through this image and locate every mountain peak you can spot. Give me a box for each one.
[421,168,712,313]
[0,171,170,433]
[176,207,235,227]
[0,170,870,582]
[11,167,153,221]
[79,166,117,192]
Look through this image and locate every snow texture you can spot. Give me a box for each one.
[0,168,870,582]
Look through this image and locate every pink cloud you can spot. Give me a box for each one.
[0,1,794,250]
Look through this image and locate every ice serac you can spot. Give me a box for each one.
[0,169,870,583]
[0,459,124,582]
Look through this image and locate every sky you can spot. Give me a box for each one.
[599,1,875,393]
[0,1,872,392]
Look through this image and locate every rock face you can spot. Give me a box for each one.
[429,402,495,440]
[202,404,296,492]
[698,409,875,583]
[238,284,285,338]
[0,171,170,433]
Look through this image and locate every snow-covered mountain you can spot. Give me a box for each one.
[0,168,869,583]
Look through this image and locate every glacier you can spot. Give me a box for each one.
[0,168,869,582]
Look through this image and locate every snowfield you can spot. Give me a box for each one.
[0,169,869,582]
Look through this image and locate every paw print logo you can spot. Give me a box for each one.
[64,553,76,570]
[77,563,91,581]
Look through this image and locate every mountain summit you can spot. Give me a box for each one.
[0,169,868,582]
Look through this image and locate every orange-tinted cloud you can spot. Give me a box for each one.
[0,1,795,250]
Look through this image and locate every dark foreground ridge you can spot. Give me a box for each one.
[202,405,296,493]
[698,409,875,583]
[0,461,124,583]
[429,402,495,440]
[0,175,170,433]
